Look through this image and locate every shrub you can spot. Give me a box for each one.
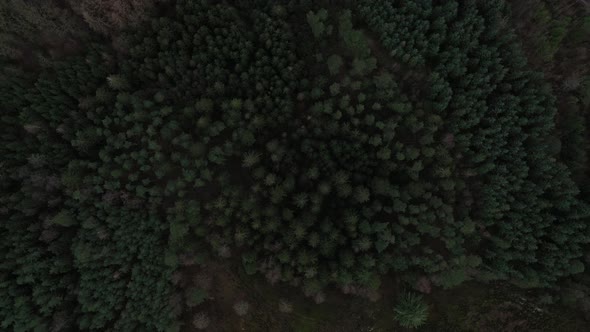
[186,287,208,307]
[233,300,250,316]
[278,299,293,313]
[327,54,343,75]
[192,312,210,330]
[394,292,429,329]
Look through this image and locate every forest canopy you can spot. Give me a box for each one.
[1,0,589,331]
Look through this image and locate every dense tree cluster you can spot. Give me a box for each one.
[360,0,589,287]
[0,49,176,330]
[1,0,588,330]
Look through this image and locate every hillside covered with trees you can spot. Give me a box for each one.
[1,0,589,331]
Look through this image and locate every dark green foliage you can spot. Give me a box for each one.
[360,0,589,286]
[1,0,588,330]
[559,97,588,182]
[307,9,331,39]
[0,44,176,331]
[186,287,208,308]
[327,54,343,75]
[529,2,571,62]
[394,292,429,329]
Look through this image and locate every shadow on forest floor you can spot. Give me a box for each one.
[183,261,588,332]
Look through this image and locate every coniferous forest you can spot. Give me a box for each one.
[1,0,590,331]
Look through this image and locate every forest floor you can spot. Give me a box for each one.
[181,260,588,332]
